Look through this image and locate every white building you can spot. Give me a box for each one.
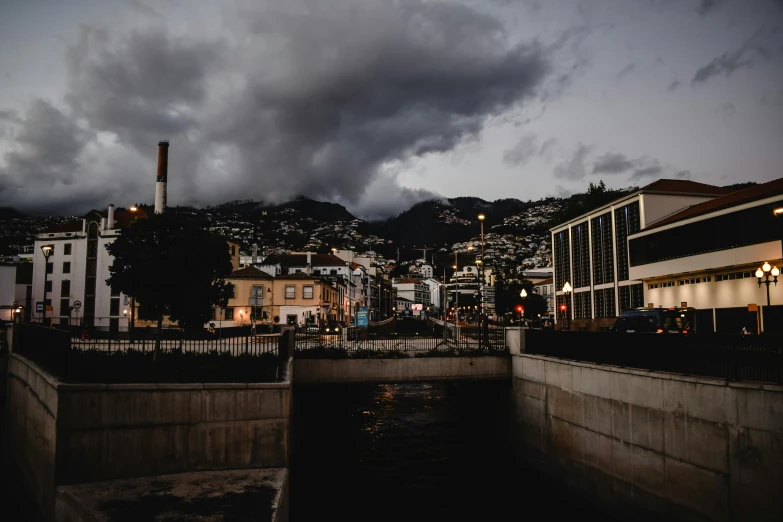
[32,206,148,332]
[628,177,783,333]
[550,178,782,332]
[392,278,429,307]
[0,264,16,321]
[421,278,443,313]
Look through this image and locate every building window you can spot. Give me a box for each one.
[224,306,235,320]
[591,212,614,285]
[615,201,641,281]
[45,280,52,292]
[110,298,120,316]
[303,285,314,299]
[46,262,53,274]
[61,279,71,296]
[62,261,71,274]
[60,298,70,316]
[229,284,235,298]
[554,230,571,289]
[285,285,296,299]
[330,269,337,275]
[64,243,72,255]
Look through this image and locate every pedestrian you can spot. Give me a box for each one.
[251,319,256,336]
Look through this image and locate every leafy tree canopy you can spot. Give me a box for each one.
[106,213,234,332]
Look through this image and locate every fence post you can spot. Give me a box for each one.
[245,335,249,355]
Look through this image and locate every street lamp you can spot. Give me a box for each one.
[755,261,779,307]
[562,281,572,330]
[520,288,527,327]
[40,244,54,327]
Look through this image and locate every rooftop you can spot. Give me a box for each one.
[550,178,732,231]
[261,254,347,267]
[229,266,274,279]
[643,178,782,231]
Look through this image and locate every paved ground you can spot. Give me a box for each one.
[56,468,287,522]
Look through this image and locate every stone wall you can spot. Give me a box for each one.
[6,354,292,521]
[7,354,60,520]
[294,356,510,384]
[511,353,783,522]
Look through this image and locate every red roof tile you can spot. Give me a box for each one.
[644,178,781,231]
[261,254,347,267]
[229,266,274,279]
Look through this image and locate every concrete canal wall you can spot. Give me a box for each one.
[6,354,292,521]
[511,353,783,522]
[294,356,510,384]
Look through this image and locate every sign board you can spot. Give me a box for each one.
[73,300,82,310]
[748,304,758,312]
[410,303,423,311]
[483,287,495,304]
[680,302,688,308]
[36,301,43,313]
[355,306,369,327]
[322,301,331,308]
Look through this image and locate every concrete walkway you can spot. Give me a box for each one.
[56,468,288,522]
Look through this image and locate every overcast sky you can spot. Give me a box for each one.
[0,0,781,218]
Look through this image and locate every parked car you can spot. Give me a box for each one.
[305,323,319,334]
[609,307,695,334]
[322,322,342,334]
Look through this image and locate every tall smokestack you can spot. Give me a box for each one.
[154,140,169,214]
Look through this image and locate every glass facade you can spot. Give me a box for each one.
[554,230,571,289]
[618,283,644,312]
[614,202,640,281]
[593,288,616,318]
[570,222,590,288]
[629,202,779,266]
[573,291,592,319]
[591,212,614,285]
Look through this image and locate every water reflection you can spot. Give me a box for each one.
[291,381,601,521]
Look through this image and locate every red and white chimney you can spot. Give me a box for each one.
[154,140,169,214]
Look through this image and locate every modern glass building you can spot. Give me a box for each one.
[550,179,732,330]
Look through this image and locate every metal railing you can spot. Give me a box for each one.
[70,334,280,356]
[295,326,508,353]
[525,330,783,384]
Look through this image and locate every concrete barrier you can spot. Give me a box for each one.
[511,353,783,522]
[294,356,510,384]
[6,354,292,521]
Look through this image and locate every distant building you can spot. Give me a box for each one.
[392,278,429,308]
[533,276,554,314]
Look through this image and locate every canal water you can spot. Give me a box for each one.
[291,381,607,521]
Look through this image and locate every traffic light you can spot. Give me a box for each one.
[515,304,523,314]
[560,304,566,312]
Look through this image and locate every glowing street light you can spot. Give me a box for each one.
[756,261,779,307]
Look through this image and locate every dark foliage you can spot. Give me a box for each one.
[105,212,234,332]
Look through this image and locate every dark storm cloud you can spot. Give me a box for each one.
[553,143,592,180]
[592,152,635,174]
[629,163,663,180]
[695,0,726,16]
[0,99,93,191]
[668,80,681,92]
[0,0,549,216]
[503,134,538,166]
[691,30,770,85]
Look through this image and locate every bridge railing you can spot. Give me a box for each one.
[295,326,508,353]
[524,330,783,384]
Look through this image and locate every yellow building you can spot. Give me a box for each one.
[221,269,344,327]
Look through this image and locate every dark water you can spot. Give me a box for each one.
[291,381,605,521]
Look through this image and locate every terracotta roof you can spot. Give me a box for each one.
[640,179,733,196]
[535,277,553,285]
[350,262,364,270]
[643,178,781,231]
[261,254,347,267]
[229,266,274,279]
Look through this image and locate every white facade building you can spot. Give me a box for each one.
[0,264,16,321]
[550,179,731,329]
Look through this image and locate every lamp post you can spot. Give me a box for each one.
[520,288,527,327]
[774,207,783,259]
[477,213,486,347]
[562,282,572,330]
[40,244,54,327]
[755,261,779,307]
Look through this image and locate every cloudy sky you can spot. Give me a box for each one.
[0,0,781,218]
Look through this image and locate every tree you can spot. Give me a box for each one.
[106,213,234,358]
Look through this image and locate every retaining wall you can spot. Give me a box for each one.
[294,356,510,384]
[511,353,783,522]
[6,354,292,520]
